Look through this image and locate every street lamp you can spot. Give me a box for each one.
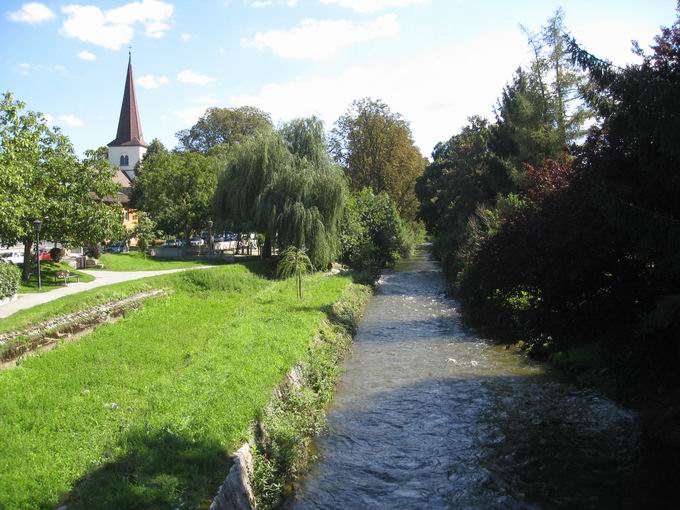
[33,219,42,290]
[207,220,214,256]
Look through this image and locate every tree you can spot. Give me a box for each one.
[521,9,591,155]
[134,212,157,258]
[214,117,346,268]
[176,106,273,153]
[132,149,219,241]
[277,246,313,300]
[339,188,405,270]
[330,98,426,220]
[0,92,121,280]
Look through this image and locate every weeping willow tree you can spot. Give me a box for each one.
[214,116,347,268]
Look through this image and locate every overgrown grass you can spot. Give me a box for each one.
[0,263,356,510]
[96,251,228,271]
[252,283,372,509]
[18,261,94,293]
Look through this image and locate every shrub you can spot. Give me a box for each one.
[0,263,21,300]
[84,245,100,259]
[49,247,65,262]
[339,188,404,269]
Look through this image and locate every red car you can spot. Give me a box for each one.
[39,250,52,261]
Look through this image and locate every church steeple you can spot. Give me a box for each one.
[108,50,147,148]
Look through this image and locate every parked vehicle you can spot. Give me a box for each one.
[0,250,24,264]
[189,237,205,247]
[107,241,129,253]
[39,249,52,261]
[164,239,181,248]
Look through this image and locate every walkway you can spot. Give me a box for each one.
[0,267,208,319]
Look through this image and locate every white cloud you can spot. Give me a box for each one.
[177,69,216,85]
[7,2,55,24]
[78,50,97,60]
[137,74,169,89]
[180,32,194,41]
[242,14,399,60]
[146,21,170,37]
[175,96,221,125]
[19,62,31,69]
[319,0,424,13]
[57,114,85,127]
[61,0,174,50]
[287,0,299,5]
[232,30,527,157]
[251,1,272,7]
[42,113,55,125]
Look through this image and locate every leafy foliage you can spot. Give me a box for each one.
[0,92,122,279]
[214,117,346,268]
[339,188,405,270]
[0,263,20,300]
[132,146,219,240]
[175,106,273,154]
[330,98,426,220]
[277,247,313,299]
[134,212,158,257]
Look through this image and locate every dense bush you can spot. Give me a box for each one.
[84,245,100,259]
[49,247,65,262]
[339,188,404,270]
[0,263,21,299]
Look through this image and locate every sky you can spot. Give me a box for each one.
[1,0,677,158]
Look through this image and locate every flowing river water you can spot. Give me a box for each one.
[293,246,668,509]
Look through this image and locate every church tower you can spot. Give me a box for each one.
[108,51,147,180]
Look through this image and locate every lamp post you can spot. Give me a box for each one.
[207,220,214,256]
[33,219,42,290]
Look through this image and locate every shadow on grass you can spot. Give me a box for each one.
[62,429,232,510]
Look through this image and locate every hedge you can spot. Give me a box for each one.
[0,263,21,300]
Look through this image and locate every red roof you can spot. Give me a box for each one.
[108,55,148,148]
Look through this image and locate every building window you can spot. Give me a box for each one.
[123,209,129,221]
[120,154,129,167]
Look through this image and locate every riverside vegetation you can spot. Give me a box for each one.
[417,8,680,457]
[0,263,369,509]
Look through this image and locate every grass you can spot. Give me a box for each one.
[96,251,228,271]
[18,261,94,294]
[0,262,357,510]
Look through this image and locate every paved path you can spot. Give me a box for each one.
[0,267,209,319]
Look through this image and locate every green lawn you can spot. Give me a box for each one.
[0,263,357,510]
[18,261,94,294]
[96,251,228,271]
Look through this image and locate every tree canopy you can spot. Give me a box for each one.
[330,98,426,220]
[132,145,219,239]
[214,117,346,268]
[176,106,273,154]
[0,92,122,278]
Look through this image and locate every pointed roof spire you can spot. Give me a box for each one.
[108,50,147,147]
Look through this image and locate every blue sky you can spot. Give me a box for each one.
[2,0,676,157]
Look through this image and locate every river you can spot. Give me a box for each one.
[293,246,668,509]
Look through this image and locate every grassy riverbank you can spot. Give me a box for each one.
[97,251,227,271]
[0,263,361,510]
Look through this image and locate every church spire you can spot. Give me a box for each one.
[108,51,147,147]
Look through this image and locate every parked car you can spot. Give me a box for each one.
[164,239,181,248]
[107,241,129,253]
[0,250,24,264]
[189,237,205,247]
[39,249,52,261]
